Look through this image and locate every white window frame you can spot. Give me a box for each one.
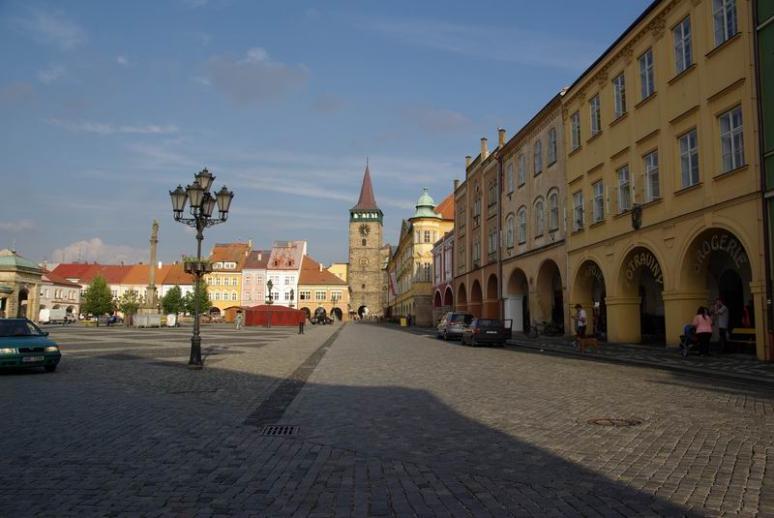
[679,129,700,188]
[573,191,584,231]
[534,199,545,236]
[613,73,626,117]
[590,95,601,136]
[592,180,604,223]
[719,106,744,173]
[644,150,660,201]
[506,162,514,193]
[713,0,737,46]
[639,48,655,99]
[534,139,543,175]
[315,290,326,301]
[570,111,581,150]
[547,128,557,164]
[506,213,515,248]
[674,16,692,74]
[617,165,632,212]
[517,208,527,244]
[517,154,526,186]
[548,192,559,231]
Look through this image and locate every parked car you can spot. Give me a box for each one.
[461,318,508,347]
[0,318,62,372]
[437,312,474,340]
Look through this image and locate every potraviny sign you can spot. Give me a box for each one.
[624,250,664,285]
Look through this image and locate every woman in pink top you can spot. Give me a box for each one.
[692,306,713,356]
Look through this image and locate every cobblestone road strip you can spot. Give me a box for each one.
[245,324,345,427]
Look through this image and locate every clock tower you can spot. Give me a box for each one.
[348,164,384,317]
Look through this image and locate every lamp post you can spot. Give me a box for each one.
[169,168,233,369]
[289,288,295,309]
[265,279,273,328]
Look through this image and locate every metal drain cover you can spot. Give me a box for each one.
[260,425,299,436]
[587,417,643,427]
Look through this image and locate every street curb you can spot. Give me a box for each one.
[507,340,774,389]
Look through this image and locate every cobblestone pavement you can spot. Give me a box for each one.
[2,322,773,516]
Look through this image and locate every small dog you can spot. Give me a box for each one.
[575,335,600,353]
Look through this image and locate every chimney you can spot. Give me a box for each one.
[319,263,323,272]
[453,179,460,191]
[158,261,162,269]
[480,137,489,160]
[258,252,262,261]
[498,128,506,147]
[465,155,472,168]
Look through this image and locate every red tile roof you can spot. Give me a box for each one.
[244,250,271,270]
[267,241,305,270]
[50,263,94,281]
[298,256,347,286]
[41,269,81,287]
[209,242,251,271]
[434,193,454,220]
[161,263,193,286]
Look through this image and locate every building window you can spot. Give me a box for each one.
[232,292,237,301]
[533,140,543,175]
[315,290,326,301]
[506,213,515,248]
[331,290,342,302]
[570,111,581,150]
[548,191,559,231]
[713,0,737,46]
[592,181,604,223]
[617,165,631,212]
[517,207,527,244]
[674,17,692,74]
[534,199,545,236]
[589,94,601,136]
[299,290,311,300]
[613,73,626,117]
[547,128,557,165]
[487,181,497,207]
[487,229,497,255]
[517,154,526,186]
[679,129,700,188]
[573,191,584,231]
[644,151,660,201]
[362,239,367,246]
[639,48,655,100]
[719,106,744,173]
[472,239,481,266]
[423,230,431,243]
[506,162,514,193]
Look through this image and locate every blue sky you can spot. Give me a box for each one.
[0,0,651,266]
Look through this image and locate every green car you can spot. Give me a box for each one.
[0,318,61,372]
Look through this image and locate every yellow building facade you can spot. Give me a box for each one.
[387,190,454,326]
[203,242,251,315]
[563,0,770,359]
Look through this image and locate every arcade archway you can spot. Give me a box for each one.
[572,260,606,338]
[17,288,29,318]
[505,268,529,333]
[484,274,499,318]
[457,283,468,312]
[443,287,453,308]
[616,247,665,344]
[470,280,483,318]
[536,259,564,332]
[331,307,343,321]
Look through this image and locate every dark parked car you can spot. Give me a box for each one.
[461,318,508,347]
[0,318,62,372]
[437,312,474,340]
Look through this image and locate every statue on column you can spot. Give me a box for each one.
[145,220,159,309]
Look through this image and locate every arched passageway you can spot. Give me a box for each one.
[536,260,564,333]
[484,274,499,319]
[331,307,343,321]
[572,260,606,339]
[469,280,483,318]
[17,288,29,318]
[614,247,665,344]
[443,287,453,308]
[456,283,468,313]
[504,269,529,333]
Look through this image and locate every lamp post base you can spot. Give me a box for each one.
[189,335,203,368]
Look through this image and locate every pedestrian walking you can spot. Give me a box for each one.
[572,304,587,337]
[298,316,305,334]
[713,297,729,352]
[235,311,243,330]
[692,306,713,356]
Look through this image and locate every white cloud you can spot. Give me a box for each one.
[365,17,600,71]
[116,56,129,66]
[51,238,147,264]
[0,220,36,232]
[37,64,66,84]
[16,9,86,51]
[47,118,179,135]
[205,47,309,105]
[401,105,471,133]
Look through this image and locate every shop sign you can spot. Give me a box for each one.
[694,233,748,273]
[624,250,663,285]
[582,262,604,284]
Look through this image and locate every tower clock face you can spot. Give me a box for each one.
[359,224,370,237]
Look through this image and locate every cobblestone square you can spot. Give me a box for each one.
[2,322,773,516]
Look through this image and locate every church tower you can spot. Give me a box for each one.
[348,164,384,317]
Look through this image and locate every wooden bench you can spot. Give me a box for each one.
[729,327,756,354]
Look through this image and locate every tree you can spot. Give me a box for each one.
[82,276,114,322]
[183,281,211,315]
[161,285,184,316]
[117,289,143,326]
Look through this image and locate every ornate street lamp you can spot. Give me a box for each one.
[265,279,274,329]
[289,288,295,309]
[170,168,233,369]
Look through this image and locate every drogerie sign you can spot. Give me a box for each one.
[694,233,748,273]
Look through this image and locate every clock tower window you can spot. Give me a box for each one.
[362,239,367,246]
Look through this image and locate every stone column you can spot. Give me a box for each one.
[605,296,642,343]
[662,290,708,347]
[146,220,159,309]
[749,281,770,361]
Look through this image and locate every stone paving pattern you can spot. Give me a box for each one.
[1,322,773,516]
